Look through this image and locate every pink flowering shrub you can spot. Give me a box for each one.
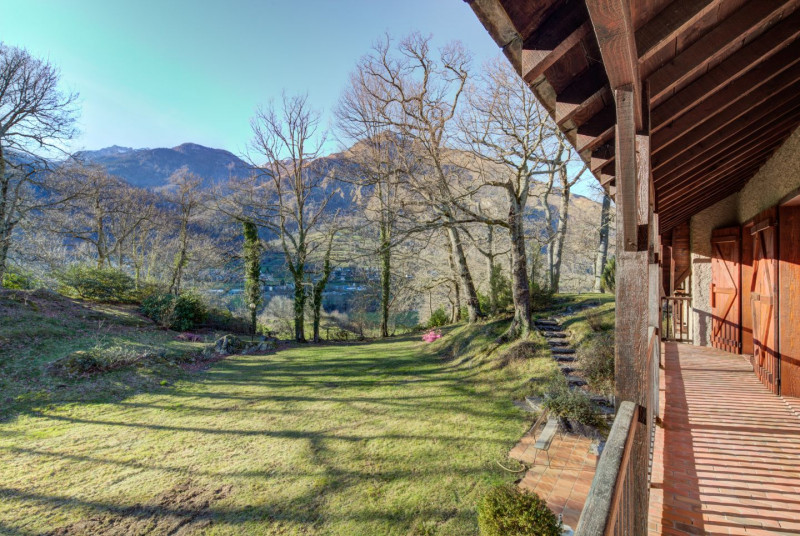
[422,329,442,343]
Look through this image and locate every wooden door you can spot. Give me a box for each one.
[741,226,754,356]
[711,227,741,353]
[751,210,779,394]
[779,205,800,398]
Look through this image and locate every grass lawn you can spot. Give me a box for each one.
[0,291,608,535]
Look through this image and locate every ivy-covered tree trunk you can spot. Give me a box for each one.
[242,221,262,335]
[379,220,391,338]
[311,232,336,343]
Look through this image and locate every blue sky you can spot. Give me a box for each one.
[0,0,501,154]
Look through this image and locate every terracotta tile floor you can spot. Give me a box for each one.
[650,343,800,536]
[510,423,598,530]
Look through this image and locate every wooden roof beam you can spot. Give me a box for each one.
[554,65,610,126]
[576,105,616,153]
[586,0,643,130]
[521,0,592,84]
[647,0,799,103]
[652,76,800,170]
[655,101,800,186]
[651,11,800,129]
[652,37,800,136]
[660,166,764,230]
[660,164,768,230]
[657,123,800,205]
[636,0,721,65]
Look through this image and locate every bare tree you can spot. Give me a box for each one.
[335,77,408,337]
[165,169,204,294]
[351,33,483,323]
[219,93,334,342]
[457,58,554,338]
[0,42,78,280]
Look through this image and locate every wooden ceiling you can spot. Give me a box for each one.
[468,0,800,231]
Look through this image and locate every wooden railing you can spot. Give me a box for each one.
[661,296,691,342]
[575,329,660,535]
[574,401,639,536]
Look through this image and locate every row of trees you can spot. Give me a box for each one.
[0,35,614,344]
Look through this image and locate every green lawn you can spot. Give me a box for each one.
[0,291,612,535]
[0,323,561,535]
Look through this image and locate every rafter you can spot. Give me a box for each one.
[651,12,800,129]
[636,0,720,64]
[586,0,642,129]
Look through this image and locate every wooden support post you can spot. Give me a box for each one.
[614,85,650,536]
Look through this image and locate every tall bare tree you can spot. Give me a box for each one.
[165,169,204,295]
[0,42,78,280]
[351,33,483,323]
[593,191,613,292]
[457,58,554,338]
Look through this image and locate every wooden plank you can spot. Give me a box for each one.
[779,205,800,397]
[554,64,609,125]
[522,13,591,83]
[616,87,638,252]
[574,402,637,536]
[711,227,742,353]
[651,13,800,129]
[656,114,800,202]
[647,0,797,101]
[655,100,800,187]
[636,0,720,63]
[742,223,755,356]
[652,78,800,171]
[656,116,800,205]
[652,62,800,164]
[586,0,642,129]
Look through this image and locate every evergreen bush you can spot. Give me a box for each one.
[427,307,449,328]
[57,264,135,302]
[477,484,562,536]
[141,293,207,331]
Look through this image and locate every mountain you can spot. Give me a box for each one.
[74,143,253,189]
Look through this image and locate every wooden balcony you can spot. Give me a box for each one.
[577,342,800,535]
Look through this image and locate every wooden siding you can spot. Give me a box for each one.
[779,204,800,397]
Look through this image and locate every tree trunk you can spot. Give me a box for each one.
[243,221,262,336]
[169,218,189,295]
[504,201,532,339]
[311,233,335,343]
[293,271,306,342]
[446,226,481,323]
[379,220,391,338]
[551,177,571,293]
[593,192,612,292]
[447,250,462,323]
[0,149,8,283]
[485,225,497,314]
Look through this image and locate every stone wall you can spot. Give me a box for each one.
[688,126,800,346]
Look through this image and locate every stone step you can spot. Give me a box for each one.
[535,319,559,325]
[559,366,575,374]
[546,332,568,339]
[566,375,587,387]
[554,355,576,363]
[537,325,563,332]
[551,347,576,354]
[548,340,570,347]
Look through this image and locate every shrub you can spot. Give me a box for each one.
[530,281,554,311]
[602,257,616,293]
[427,307,449,328]
[543,381,599,426]
[585,308,613,332]
[48,345,144,377]
[578,331,615,396]
[141,293,207,331]
[2,266,39,290]
[422,329,442,342]
[477,484,562,536]
[57,264,135,302]
[205,307,250,333]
